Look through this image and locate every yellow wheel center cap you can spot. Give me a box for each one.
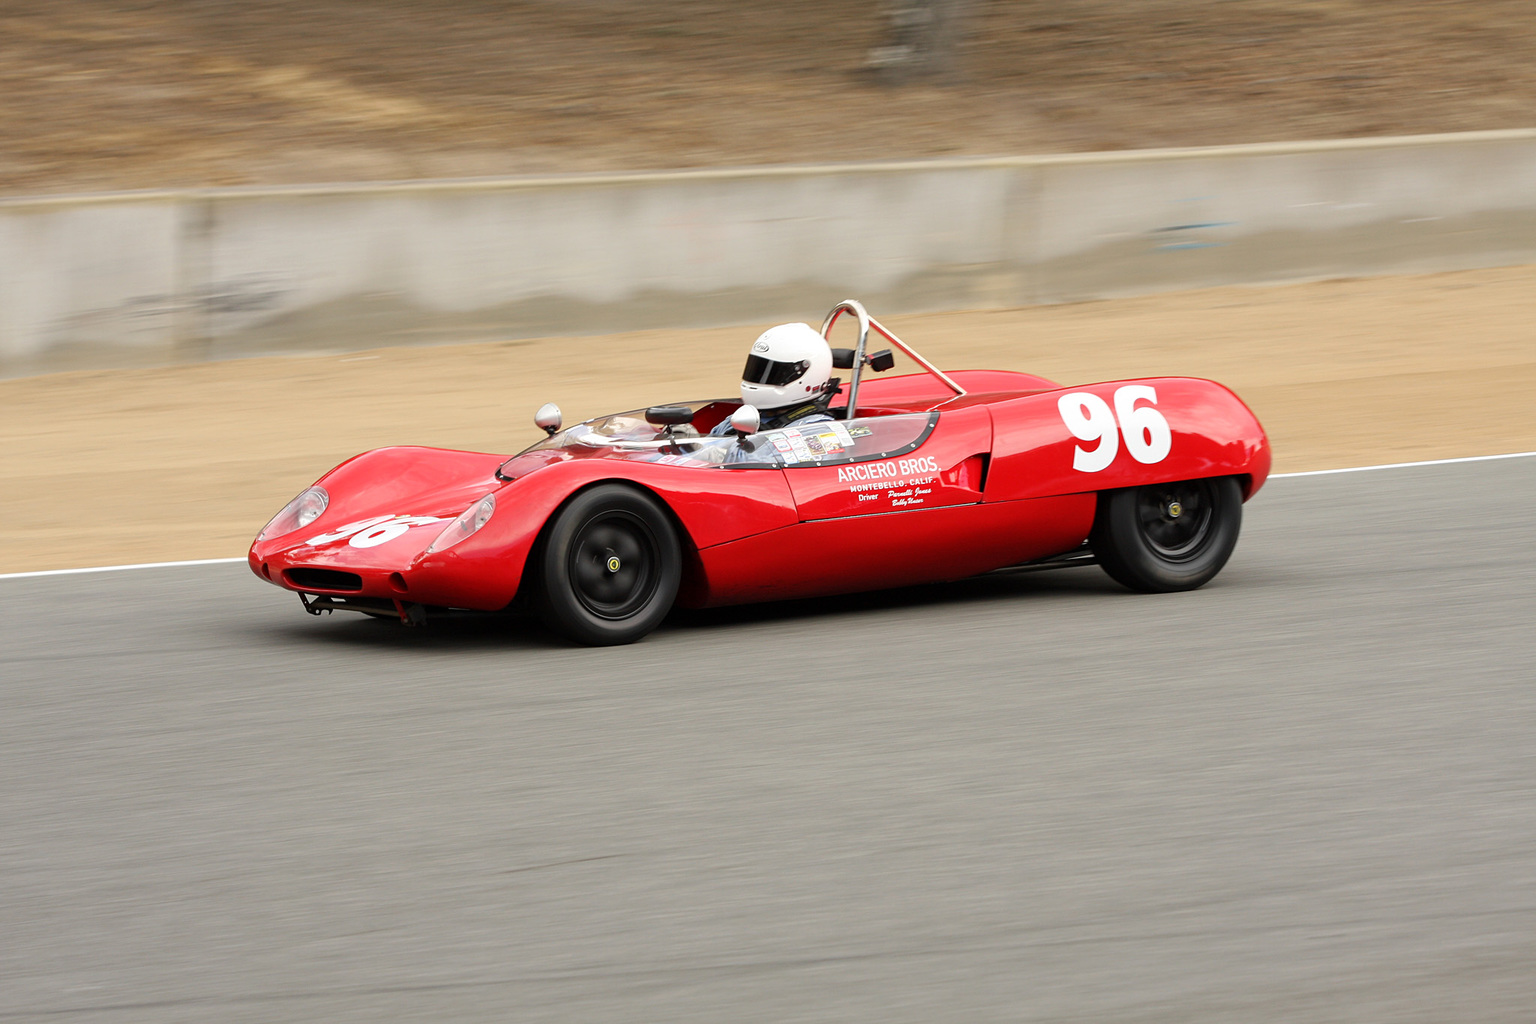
[606,555,622,572]
[1167,501,1183,518]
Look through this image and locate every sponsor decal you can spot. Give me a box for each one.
[831,454,943,506]
[810,429,846,455]
[767,425,853,463]
[769,433,799,464]
[836,456,939,483]
[785,431,814,463]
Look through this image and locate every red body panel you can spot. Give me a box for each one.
[785,405,992,521]
[692,495,1094,607]
[251,448,800,611]
[249,367,1269,614]
[985,377,1271,503]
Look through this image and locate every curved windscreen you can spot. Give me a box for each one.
[509,403,781,470]
[507,405,937,472]
[754,412,936,468]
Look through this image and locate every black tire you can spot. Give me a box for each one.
[534,484,681,645]
[1090,476,1243,593]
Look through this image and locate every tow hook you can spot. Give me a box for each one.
[393,599,427,627]
[299,593,330,616]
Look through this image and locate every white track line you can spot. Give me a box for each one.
[0,557,244,581]
[2,450,1533,581]
[1270,450,1536,478]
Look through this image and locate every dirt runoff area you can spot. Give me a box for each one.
[1,265,1532,574]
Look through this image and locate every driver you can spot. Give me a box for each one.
[710,323,839,435]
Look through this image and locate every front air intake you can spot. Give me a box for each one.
[286,568,363,592]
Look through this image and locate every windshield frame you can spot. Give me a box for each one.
[498,404,940,476]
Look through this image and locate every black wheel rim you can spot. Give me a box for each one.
[1134,480,1216,561]
[568,511,660,620]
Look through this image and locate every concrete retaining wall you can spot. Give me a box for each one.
[3,129,1534,374]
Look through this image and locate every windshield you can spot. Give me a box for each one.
[510,403,781,470]
[759,413,934,468]
[505,406,937,472]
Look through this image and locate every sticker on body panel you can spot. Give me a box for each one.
[837,456,938,483]
[768,423,856,465]
[305,514,445,548]
[1057,385,1172,472]
[838,456,941,505]
[769,433,799,464]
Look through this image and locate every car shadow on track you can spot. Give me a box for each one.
[243,606,548,651]
[662,566,1124,634]
[245,566,1135,651]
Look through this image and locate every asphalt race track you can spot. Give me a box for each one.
[3,458,1534,1023]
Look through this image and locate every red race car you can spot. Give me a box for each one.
[250,300,1271,644]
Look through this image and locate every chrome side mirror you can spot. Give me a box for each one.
[729,405,760,435]
[534,403,562,436]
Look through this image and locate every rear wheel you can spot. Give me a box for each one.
[1090,476,1243,593]
[535,484,681,645]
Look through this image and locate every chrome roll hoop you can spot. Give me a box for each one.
[820,298,966,419]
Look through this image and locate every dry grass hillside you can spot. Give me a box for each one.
[2,0,1534,195]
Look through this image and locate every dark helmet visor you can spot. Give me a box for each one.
[743,354,810,386]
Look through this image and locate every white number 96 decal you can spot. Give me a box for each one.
[306,514,444,548]
[1057,385,1172,472]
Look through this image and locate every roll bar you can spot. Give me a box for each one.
[818,299,966,419]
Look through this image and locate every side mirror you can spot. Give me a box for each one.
[729,405,761,435]
[830,347,857,370]
[867,349,896,372]
[534,403,562,436]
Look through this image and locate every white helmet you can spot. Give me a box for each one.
[739,323,833,412]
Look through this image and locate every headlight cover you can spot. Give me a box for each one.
[426,493,496,554]
[258,486,329,541]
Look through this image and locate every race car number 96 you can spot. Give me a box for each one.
[1057,385,1172,472]
[306,514,444,548]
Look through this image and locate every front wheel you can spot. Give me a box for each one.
[1090,476,1243,593]
[534,484,681,645]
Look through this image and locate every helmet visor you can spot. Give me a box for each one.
[743,354,810,387]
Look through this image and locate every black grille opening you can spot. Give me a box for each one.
[286,568,363,592]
